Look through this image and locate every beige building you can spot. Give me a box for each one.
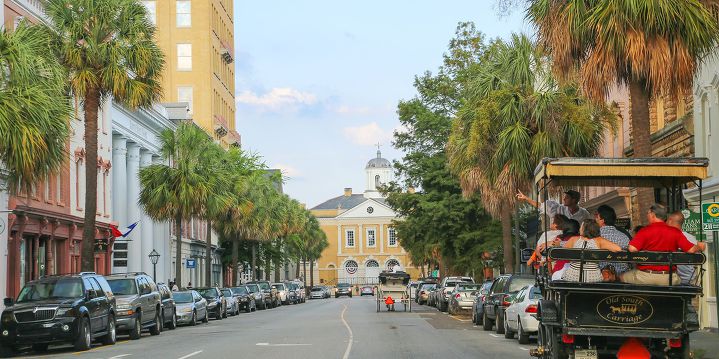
[146,0,240,146]
[310,151,419,285]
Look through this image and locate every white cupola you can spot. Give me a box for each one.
[364,150,393,198]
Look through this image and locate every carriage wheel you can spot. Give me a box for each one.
[408,297,412,312]
[376,297,380,312]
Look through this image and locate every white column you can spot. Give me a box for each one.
[111,136,128,271]
[126,143,141,272]
[337,224,341,255]
[139,150,153,275]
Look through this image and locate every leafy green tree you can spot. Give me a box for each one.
[447,33,612,272]
[139,123,215,286]
[0,23,71,192]
[526,0,719,221]
[46,0,164,271]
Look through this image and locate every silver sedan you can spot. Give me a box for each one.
[173,290,209,326]
[503,285,541,344]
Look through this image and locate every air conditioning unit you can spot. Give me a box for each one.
[220,48,233,64]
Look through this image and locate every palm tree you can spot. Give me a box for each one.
[45,0,165,271]
[0,22,71,192]
[139,123,214,286]
[447,34,612,273]
[526,0,719,221]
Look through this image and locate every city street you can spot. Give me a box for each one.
[11,296,529,359]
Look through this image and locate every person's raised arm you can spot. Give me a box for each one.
[516,190,539,208]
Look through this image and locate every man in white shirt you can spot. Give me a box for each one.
[517,189,592,223]
[667,211,702,285]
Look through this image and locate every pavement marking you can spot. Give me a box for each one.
[449,315,471,322]
[489,334,501,338]
[340,304,354,359]
[109,355,132,359]
[176,350,203,359]
[519,347,529,351]
[256,343,312,347]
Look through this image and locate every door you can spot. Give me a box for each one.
[89,278,109,332]
[137,277,154,324]
[82,278,101,333]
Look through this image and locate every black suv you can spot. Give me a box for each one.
[335,283,352,298]
[481,274,534,334]
[0,272,116,355]
[105,272,162,340]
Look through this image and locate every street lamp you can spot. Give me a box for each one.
[148,249,160,282]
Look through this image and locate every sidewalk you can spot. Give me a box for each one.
[692,330,719,358]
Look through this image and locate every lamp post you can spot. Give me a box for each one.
[148,249,160,282]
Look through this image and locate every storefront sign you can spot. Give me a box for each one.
[186,259,196,268]
[701,203,719,231]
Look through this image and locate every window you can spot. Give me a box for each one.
[141,1,156,25]
[386,259,400,270]
[346,230,355,247]
[366,260,379,267]
[44,176,50,202]
[177,86,193,114]
[56,174,62,203]
[177,43,192,71]
[345,260,358,274]
[102,170,108,215]
[366,229,376,247]
[176,0,191,27]
[388,228,397,246]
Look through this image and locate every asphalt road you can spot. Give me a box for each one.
[12,296,531,359]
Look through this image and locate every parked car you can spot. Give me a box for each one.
[221,288,240,316]
[157,283,177,330]
[335,283,352,298]
[503,285,541,344]
[292,281,306,303]
[0,273,116,355]
[321,286,332,298]
[447,282,482,315]
[481,274,534,334]
[286,282,302,304]
[105,272,162,340]
[417,283,437,305]
[246,283,269,309]
[230,286,256,312]
[436,276,474,312]
[247,281,279,308]
[428,285,442,307]
[272,283,291,305]
[360,286,374,296]
[310,286,325,299]
[406,282,419,301]
[471,280,494,325]
[414,279,437,303]
[172,290,208,326]
[196,287,227,320]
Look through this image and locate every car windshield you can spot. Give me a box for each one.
[421,284,435,290]
[173,292,193,303]
[458,284,481,291]
[288,283,298,290]
[255,282,270,290]
[17,278,83,302]
[198,288,218,298]
[107,279,138,296]
[509,278,535,292]
[445,281,461,288]
[337,283,350,288]
[232,287,248,295]
[271,284,285,290]
[247,284,259,292]
[221,289,232,297]
[529,287,542,300]
[311,287,323,292]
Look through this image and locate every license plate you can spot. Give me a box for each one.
[574,349,597,359]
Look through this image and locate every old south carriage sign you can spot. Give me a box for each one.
[596,295,653,325]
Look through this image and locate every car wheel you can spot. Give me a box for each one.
[518,319,530,344]
[102,315,117,345]
[31,343,49,352]
[204,310,209,323]
[74,317,92,351]
[168,311,177,330]
[504,316,514,339]
[216,307,223,320]
[150,311,161,336]
[496,309,505,334]
[190,311,197,326]
[128,315,142,340]
[236,305,240,316]
[482,312,493,331]
[222,306,228,318]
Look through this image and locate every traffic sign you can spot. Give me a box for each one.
[521,248,534,263]
[186,259,196,268]
[701,203,719,231]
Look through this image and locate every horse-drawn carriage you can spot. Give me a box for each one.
[376,271,412,312]
[530,158,709,358]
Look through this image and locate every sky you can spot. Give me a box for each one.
[233,0,529,208]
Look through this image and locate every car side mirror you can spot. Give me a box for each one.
[87,289,98,300]
[3,297,13,307]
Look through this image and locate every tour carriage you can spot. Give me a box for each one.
[376,271,412,312]
[531,157,709,359]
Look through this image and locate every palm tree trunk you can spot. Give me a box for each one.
[251,242,257,281]
[500,204,514,274]
[175,215,183,287]
[206,220,212,286]
[302,256,307,287]
[310,259,314,288]
[514,207,521,273]
[80,89,100,272]
[264,248,271,281]
[232,239,239,286]
[628,80,654,226]
[295,258,301,279]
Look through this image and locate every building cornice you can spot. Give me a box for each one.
[111,103,176,153]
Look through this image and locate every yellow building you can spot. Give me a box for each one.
[145,0,240,146]
[310,151,419,285]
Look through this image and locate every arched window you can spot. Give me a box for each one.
[327,264,336,269]
[386,259,400,270]
[345,260,358,274]
[375,174,381,187]
[366,260,379,268]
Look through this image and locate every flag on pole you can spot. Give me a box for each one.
[110,222,139,238]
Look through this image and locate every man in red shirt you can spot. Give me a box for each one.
[621,203,704,285]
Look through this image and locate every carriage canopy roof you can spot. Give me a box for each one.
[534,157,708,189]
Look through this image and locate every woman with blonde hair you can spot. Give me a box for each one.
[561,219,622,283]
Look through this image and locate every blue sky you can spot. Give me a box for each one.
[233,0,529,207]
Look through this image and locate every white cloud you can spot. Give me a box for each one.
[236,88,318,112]
[273,163,302,178]
[343,122,393,146]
